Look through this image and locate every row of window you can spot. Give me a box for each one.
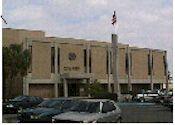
[29,46,167,76]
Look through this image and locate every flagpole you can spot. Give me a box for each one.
[111,11,121,101]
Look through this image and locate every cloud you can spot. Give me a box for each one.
[2,0,173,73]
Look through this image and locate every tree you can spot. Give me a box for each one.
[3,44,31,99]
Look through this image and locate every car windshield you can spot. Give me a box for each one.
[48,100,64,108]
[38,100,55,107]
[60,100,76,110]
[71,101,100,113]
[11,96,27,101]
[51,100,75,110]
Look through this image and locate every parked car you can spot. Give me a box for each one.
[18,98,78,123]
[52,99,122,123]
[136,90,159,102]
[167,96,173,111]
[3,95,43,114]
[158,91,173,105]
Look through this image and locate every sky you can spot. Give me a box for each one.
[2,0,173,73]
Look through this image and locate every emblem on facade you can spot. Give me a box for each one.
[68,52,76,60]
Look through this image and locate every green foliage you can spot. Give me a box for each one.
[84,79,107,96]
[3,44,31,98]
[3,44,31,78]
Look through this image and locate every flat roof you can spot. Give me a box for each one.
[3,28,166,52]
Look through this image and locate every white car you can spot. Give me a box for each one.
[52,99,122,123]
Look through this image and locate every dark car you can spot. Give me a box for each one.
[52,99,121,123]
[167,96,173,111]
[18,98,77,123]
[3,95,43,114]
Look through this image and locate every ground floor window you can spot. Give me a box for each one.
[153,83,162,90]
[120,84,128,94]
[132,84,151,93]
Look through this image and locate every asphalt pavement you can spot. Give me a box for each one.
[3,102,173,123]
[118,102,173,123]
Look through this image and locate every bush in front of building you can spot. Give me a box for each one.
[92,92,118,101]
[84,80,118,101]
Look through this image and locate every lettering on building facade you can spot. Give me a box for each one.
[64,66,80,71]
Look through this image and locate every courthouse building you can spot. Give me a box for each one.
[3,28,168,98]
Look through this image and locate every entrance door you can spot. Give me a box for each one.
[67,79,81,96]
[68,83,80,96]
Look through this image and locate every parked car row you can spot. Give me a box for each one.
[135,89,173,111]
[3,95,43,114]
[155,91,173,111]
[3,95,122,123]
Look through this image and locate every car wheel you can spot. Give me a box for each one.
[117,117,122,123]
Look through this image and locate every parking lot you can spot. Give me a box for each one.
[3,102,173,123]
[119,102,173,123]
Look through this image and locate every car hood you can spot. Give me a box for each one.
[53,111,102,122]
[28,107,61,115]
[3,101,21,107]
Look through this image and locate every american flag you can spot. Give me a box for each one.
[111,11,117,25]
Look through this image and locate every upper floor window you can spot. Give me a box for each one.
[148,54,151,75]
[106,50,109,74]
[89,49,91,73]
[28,45,32,73]
[58,47,60,73]
[110,51,112,74]
[51,47,55,73]
[125,53,128,74]
[152,55,154,75]
[84,49,87,73]
[163,55,167,76]
[130,52,132,75]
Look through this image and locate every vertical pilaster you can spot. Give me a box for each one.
[150,50,154,90]
[107,45,112,93]
[164,51,168,91]
[26,83,29,95]
[63,79,68,97]
[54,83,58,98]
[127,46,132,91]
[23,77,26,95]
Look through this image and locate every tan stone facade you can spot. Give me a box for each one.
[3,28,168,98]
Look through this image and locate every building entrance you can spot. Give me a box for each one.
[67,79,81,96]
[68,83,80,96]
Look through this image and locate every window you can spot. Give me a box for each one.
[28,45,32,73]
[58,47,60,73]
[152,55,154,75]
[89,49,91,73]
[148,54,151,75]
[51,47,55,73]
[163,55,167,75]
[125,53,128,74]
[110,51,113,74]
[84,49,87,73]
[106,50,109,74]
[130,53,132,75]
[102,101,116,113]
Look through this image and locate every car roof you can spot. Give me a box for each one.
[44,97,80,101]
[80,99,112,102]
